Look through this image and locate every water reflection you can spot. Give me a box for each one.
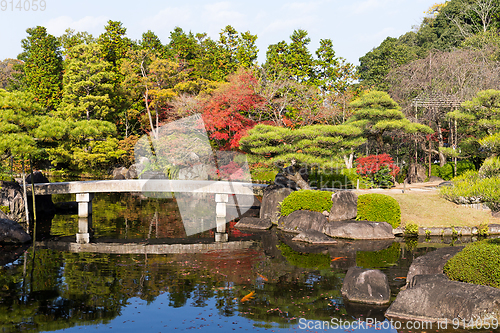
[0,234,476,333]
[0,193,487,332]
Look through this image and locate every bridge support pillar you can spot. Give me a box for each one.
[215,194,228,242]
[76,193,94,244]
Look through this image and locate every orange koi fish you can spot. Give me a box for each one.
[240,291,255,302]
[257,273,268,282]
[331,257,347,262]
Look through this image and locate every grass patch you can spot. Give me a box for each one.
[362,191,500,228]
[443,238,500,288]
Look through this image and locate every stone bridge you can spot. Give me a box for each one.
[30,180,264,244]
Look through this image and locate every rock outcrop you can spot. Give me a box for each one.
[329,191,357,222]
[0,218,31,243]
[235,217,272,230]
[323,221,395,240]
[292,230,337,244]
[386,246,500,326]
[26,171,56,216]
[259,185,294,223]
[278,210,327,234]
[0,181,26,223]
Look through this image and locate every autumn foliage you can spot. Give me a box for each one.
[202,70,264,150]
[356,154,400,178]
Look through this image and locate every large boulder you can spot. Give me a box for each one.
[278,210,327,234]
[26,171,56,216]
[235,217,272,230]
[323,221,395,240]
[329,191,358,222]
[0,218,31,243]
[406,247,463,287]
[292,230,337,244]
[0,181,26,223]
[341,267,391,305]
[386,273,500,325]
[112,167,129,180]
[260,184,294,223]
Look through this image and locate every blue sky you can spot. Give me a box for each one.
[0,0,437,66]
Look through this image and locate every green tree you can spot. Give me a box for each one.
[265,29,315,84]
[357,37,419,91]
[446,89,500,161]
[240,124,365,189]
[0,89,45,158]
[97,20,134,68]
[348,91,433,152]
[18,26,63,111]
[57,43,115,121]
[58,28,95,55]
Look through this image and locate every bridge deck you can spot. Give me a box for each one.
[30,179,263,195]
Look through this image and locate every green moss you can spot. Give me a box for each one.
[0,206,10,214]
[444,238,500,288]
[356,242,400,269]
[277,242,331,270]
[356,193,401,228]
[280,190,332,217]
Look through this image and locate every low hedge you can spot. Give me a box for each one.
[280,190,333,217]
[443,238,500,289]
[356,193,401,228]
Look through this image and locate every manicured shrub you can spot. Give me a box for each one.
[280,190,333,217]
[443,238,500,289]
[356,193,401,228]
[404,222,419,236]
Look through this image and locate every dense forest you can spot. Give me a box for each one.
[1,0,500,188]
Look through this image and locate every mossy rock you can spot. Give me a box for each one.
[443,238,500,288]
[280,190,332,217]
[356,193,401,228]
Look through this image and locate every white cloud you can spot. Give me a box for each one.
[349,0,396,14]
[45,15,109,36]
[145,6,193,31]
[204,2,245,24]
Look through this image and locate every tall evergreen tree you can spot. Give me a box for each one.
[18,26,63,111]
[57,43,115,121]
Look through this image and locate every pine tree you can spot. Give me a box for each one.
[348,91,433,152]
[240,124,365,189]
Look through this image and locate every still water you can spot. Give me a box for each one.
[0,193,489,332]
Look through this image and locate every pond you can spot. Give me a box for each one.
[0,193,492,332]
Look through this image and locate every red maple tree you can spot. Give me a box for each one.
[356,154,400,177]
[202,70,265,150]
